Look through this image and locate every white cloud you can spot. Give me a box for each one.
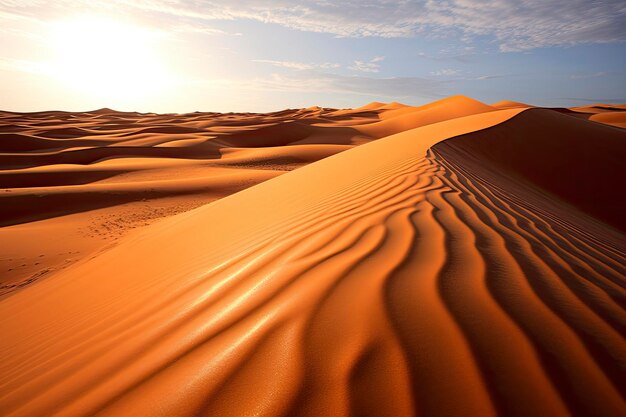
[143,0,626,51]
[3,1,624,51]
[431,68,460,76]
[171,24,229,36]
[476,75,505,80]
[243,71,445,99]
[253,59,340,71]
[349,56,384,73]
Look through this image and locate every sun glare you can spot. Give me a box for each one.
[48,17,174,103]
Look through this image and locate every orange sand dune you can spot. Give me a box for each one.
[0,99,625,417]
[491,100,534,109]
[357,95,496,138]
[568,104,626,127]
[438,108,626,231]
[589,112,626,128]
[571,103,626,113]
[0,105,381,290]
[0,97,500,291]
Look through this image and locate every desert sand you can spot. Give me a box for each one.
[0,96,625,416]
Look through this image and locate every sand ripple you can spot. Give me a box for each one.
[0,104,624,416]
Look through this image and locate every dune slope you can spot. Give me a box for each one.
[1,106,624,417]
[0,106,377,292]
[355,95,496,137]
[437,108,626,232]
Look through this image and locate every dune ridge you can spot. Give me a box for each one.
[1,105,625,416]
[0,96,509,290]
[437,108,626,232]
[0,104,383,291]
[1,99,625,417]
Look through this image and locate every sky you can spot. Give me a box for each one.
[1,0,625,113]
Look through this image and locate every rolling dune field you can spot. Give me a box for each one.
[1,97,625,417]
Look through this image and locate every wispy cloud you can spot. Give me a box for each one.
[253,59,340,71]
[171,24,236,36]
[474,74,507,80]
[4,1,624,51]
[431,68,460,76]
[243,71,445,99]
[428,69,511,81]
[349,56,384,73]
[417,49,477,63]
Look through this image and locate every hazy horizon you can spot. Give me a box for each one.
[2,94,626,115]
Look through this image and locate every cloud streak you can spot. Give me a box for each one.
[253,59,340,71]
[431,68,460,76]
[243,71,446,99]
[2,1,624,51]
[349,56,384,73]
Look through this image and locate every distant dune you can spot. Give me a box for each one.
[0,98,625,417]
[490,100,534,109]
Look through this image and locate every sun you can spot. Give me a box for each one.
[48,16,174,103]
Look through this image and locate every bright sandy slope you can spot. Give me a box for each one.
[0,104,374,293]
[0,96,498,294]
[1,104,625,417]
[0,96,502,296]
[0,98,625,417]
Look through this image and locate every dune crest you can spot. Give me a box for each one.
[1,99,625,417]
[357,96,496,137]
[491,100,534,109]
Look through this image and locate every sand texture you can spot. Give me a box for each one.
[1,97,625,417]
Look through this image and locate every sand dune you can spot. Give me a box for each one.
[438,109,626,231]
[356,96,496,137]
[0,99,625,417]
[0,105,380,290]
[491,100,534,109]
[589,112,626,128]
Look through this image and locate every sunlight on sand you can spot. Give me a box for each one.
[0,97,625,416]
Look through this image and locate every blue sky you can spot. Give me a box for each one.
[1,0,625,112]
